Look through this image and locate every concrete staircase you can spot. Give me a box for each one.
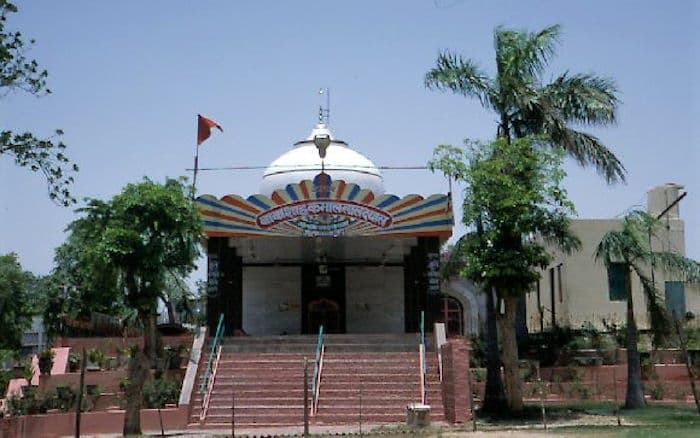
[188,334,444,429]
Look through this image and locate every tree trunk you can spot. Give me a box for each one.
[481,287,508,414]
[141,312,158,363]
[674,318,700,414]
[624,277,646,409]
[497,294,524,414]
[123,348,150,436]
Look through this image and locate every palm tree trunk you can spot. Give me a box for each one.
[123,348,150,436]
[625,276,646,409]
[481,287,508,413]
[497,294,524,414]
[673,318,700,413]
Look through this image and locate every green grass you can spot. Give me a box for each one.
[559,425,699,437]
[550,404,699,437]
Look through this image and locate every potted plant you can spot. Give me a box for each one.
[86,348,105,371]
[38,346,55,376]
[68,351,80,372]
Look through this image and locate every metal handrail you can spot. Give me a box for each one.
[419,311,427,404]
[311,325,325,415]
[200,344,222,421]
[200,313,225,394]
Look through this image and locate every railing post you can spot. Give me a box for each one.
[304,357,309,437]
[419,311,427,404]
[311,325,324,415]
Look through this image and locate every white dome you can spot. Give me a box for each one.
[260,124,384,196]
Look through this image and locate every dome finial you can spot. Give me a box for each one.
[318,87,330,125]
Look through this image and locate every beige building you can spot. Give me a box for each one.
[525,183,699,333]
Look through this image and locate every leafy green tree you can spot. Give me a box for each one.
[431,136,580,413]
[595,210,700,408]
[39,215,126,338]
[0,253,35,350]
[425,24,621,413]
[1,0,78,206]
[66,177,202,435]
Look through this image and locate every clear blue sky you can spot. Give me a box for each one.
[1,0,698,284]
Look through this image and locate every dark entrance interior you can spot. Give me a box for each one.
[302,264,345,334]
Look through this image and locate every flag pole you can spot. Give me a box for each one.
[192,142,200,200]
[192,114,200,200]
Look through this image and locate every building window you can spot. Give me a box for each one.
[665,281,686,319]
[607,263,629,301]
[440,296,463,337]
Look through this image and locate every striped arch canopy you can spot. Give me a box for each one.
[196,173,454,238]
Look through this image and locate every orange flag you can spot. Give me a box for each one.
[197,114,223,145]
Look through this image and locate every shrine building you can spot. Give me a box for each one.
[195,121,456,336]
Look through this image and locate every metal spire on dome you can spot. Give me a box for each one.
[319,87,330,125]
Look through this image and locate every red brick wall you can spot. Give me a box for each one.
[440,338,472,424]
[0,406,188,438]
[55,335,193,355]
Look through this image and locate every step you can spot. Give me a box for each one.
[201,413,305,423]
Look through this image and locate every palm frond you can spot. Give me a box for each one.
[494,25,561,84]
[651,251,700,283]
[425,51,495,108]
[631,263,672,345]
[542,72,619,126]
[546,125,626,183]
[594,229,629,266]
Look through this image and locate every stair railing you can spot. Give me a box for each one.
[199,313,225,394]
[419,311,427,404]
[200,343,222,422]
[311,324,325,416]
[199,313,225,422]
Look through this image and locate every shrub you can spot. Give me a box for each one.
[55,384,77,411]
[20,358,34,383]
[650,381,666,400]
[469,335,486,368]
[38,346,55,375]
[118,376,129,392]
[570,380,590,400]
[143,378,180,408]
[6,395,26,416]
[164,343,186,370]
[594,334,618,364]
[0,369,11,395]
[641,355,657,380]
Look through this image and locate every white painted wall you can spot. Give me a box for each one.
[346,266,404,333]
[242,266,301,335]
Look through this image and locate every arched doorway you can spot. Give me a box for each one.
[440,295,464,337]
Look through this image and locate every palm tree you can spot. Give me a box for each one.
[425,24,623,182]
[425,24,622,413]
[595,210,700,408]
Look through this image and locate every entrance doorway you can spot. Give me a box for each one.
[308,298,341,334]
[301,264,345,334]
[440,295,464,337]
